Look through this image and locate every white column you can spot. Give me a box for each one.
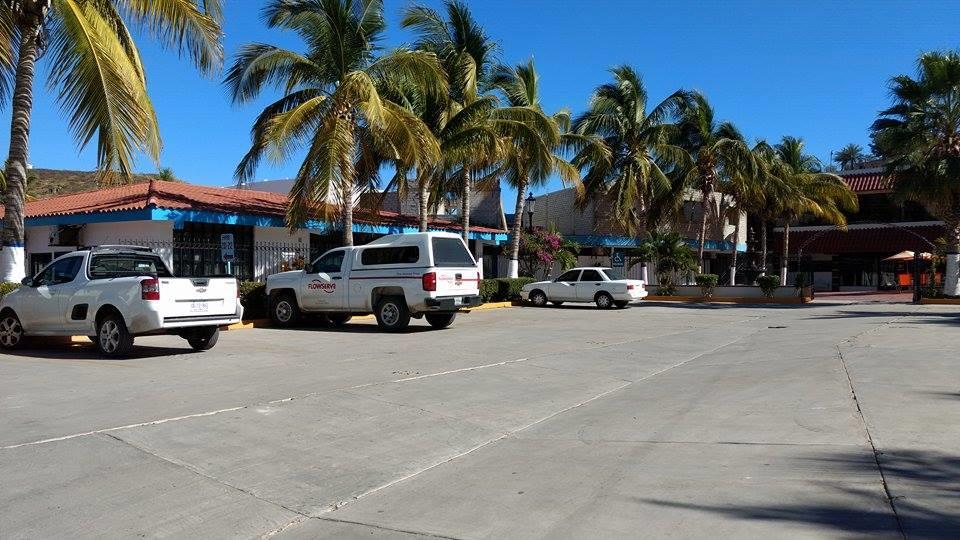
[507,259,519,279]
[0,246,26,283]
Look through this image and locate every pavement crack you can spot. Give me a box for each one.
[313,516,464,539]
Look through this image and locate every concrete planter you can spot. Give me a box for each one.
[646,285,809,304]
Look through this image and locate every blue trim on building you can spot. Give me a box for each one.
[27,207,509,243]
[567,234,746,253]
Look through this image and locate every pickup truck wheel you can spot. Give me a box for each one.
[529,289,548,307]
[328,314,352,328]
[375,296,410,331]
[0,312,24,349]
[614,300,629,309]
[187,327,219,351]
[97,314,134,357]
[425,313,456,329]
[271,294,299,327]
[595,292,614,310]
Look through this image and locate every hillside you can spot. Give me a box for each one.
[21,168,159,199]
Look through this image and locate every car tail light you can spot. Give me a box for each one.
[141,278,160,301]
[422,272,437,291]
[627,284,635,290]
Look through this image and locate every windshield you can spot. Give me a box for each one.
[602,268,623,280]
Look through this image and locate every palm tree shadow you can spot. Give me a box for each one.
[639,448,960,538]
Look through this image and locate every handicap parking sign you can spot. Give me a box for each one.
[611,250,625,268]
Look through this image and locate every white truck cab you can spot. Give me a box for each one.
[266,232,482,331]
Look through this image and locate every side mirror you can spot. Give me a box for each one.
[20,276,33,287]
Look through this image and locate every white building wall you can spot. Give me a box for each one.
[24,220,175,270]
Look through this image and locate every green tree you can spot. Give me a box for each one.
[635,230,697,294]
[721,141,777,284]
[0,0,224,281]
[228,0,445,246]
[834,143,866,170]
[156,167,177,182]
[773,136,858,283]
[871,51,960,297]
[676,92,754,271]
[572,66,689,237]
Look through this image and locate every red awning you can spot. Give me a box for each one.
[777,225,944,254]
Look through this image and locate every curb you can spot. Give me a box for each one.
[643,295,808,304]
[920,297,960,305]
[464,301,515,312]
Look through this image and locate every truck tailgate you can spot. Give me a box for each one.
[159,277,237,318]
[435,269,480,296]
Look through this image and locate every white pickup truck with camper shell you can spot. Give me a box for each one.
[0,246,242,357]
[520,267,648,308]
[265,232,482,331]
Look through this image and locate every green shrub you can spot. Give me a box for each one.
[0,282,20,299]
[238,281,267,319]
[480,277,536,302]
[757,275,781,297]
[695,274,719,298]
[655,283,677,296]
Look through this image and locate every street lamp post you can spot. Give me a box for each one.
[525,192,537,232]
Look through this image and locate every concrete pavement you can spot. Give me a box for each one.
[1,302,957,538]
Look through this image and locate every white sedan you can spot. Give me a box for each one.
[520,267,648,309]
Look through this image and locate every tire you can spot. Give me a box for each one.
[374,296,410,331]
[551,301,564,306]
[595,292,615,310]
[0,311,24,350]
[328,313,352,328]
[614,300,629,309]
[186,326,219,351]
[96,313,134,357]
[425,312,456,329]
[271,293,300,327]
[529,289,548,307]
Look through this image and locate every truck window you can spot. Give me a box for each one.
[311,250,345,274]
[431,238,475,268]
[89,254,172,279]
[360,246,419,266]
[35,256,84,285]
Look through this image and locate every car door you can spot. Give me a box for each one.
[301,249,347,310]
[25,256,84,332]
[550,269,581,301]
[576,269,606,301]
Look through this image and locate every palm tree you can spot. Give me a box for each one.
[572,66,689,237]
[635,229,697,293]
[228,0,445,247]
[721,141,775,284]
[773,136,858,284]
[0,0,224,282]
[491,59,589,278]
[401,0,498,240]
[871,51,960,297]
[676,92,755,271]
[834,143,866,170]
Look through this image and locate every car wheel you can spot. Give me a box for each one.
[614,300,629,309]
[328,313,352,328]
[595,292,615,310]
[97,313,134,357]
[529,289,548,307]
[0,311,24,349]
[375,296,410,331]
[186,326,219,351]
[551,301,564,306]
[425,312,456,329]
[271,293,299,327]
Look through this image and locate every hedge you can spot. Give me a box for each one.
[480,277,536,302]
[238,281,267,319]
[694,274,719,298]
[757,275,781,297]
[0,282,20,299]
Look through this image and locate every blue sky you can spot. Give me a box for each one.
[3,0,958,210]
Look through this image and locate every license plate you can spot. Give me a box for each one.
[190,301,209,313]
[453,297,463,305]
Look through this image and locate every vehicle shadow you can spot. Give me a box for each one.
[638,447,960,538]
[805,310,960,326]
[2,339,192,360]
[270,321,438,334]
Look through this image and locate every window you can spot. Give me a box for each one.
[89,254,172,279]
[312,250,345,274]
[556,270,581,282]
[579,269,604,282]
[361,246,419,266]
[35,256,83,285]
[431,237,475,268]
[602,268,623,280]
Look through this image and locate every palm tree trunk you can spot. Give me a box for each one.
[760,219,768,276]
[944,217,960,297]
[729,216,741,285]
[461,169,471,243]
[1,20,43,283]
[697,191,710,273]
[339,114,356,247]
[418,174,429,232]
[507,175,528,278]
[780,222,790,285]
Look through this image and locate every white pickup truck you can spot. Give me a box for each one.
[266,232,482,331]
[0,246,242,356]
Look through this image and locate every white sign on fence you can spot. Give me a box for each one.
[220,233,235,263]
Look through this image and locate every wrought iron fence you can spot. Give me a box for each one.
[119,239,307,282]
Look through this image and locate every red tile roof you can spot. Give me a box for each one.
[838,169,894,193]
[776,224,944,254]
[15,180,506,234]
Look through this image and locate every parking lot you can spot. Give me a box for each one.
[1,301,958,539]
